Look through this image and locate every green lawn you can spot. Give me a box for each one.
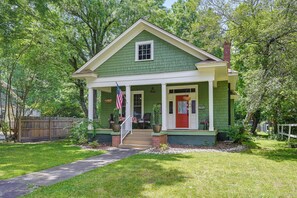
[25,139,297,198]
[0,141,105,180]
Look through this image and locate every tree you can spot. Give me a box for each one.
[226,0,297,133]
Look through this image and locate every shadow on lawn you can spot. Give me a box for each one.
[82,154,192,198]
[242,142,297,162]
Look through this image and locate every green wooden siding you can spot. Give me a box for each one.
[230,99,235,126]
[100,89,116,128]
[198,82,209,129]
[99,81,229,131]
[95,31,200,77]
[132,85,161,115]
[213,81,229,130]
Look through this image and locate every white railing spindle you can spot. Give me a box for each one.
[120,116,133,145]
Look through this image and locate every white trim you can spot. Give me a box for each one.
[166,85,198,130]
[88,88,94,130]
[74,19,221,74]
[87,70,215,88]
[131,91,144,119]
[208,81,214,131]
[135,40,154,61]
[72,73,98,79]
[162,83,167,131]
[125,86,131,119]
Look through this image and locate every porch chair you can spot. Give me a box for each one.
[200,118,209,130]
[138,113,151,129]
[108,114,114,129]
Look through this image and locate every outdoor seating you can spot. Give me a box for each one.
[200,118,209,130]
[138,113,151,129]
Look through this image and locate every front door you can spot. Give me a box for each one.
[176,95,189,128]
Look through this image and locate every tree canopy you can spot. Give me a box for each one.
[0,0,296,135]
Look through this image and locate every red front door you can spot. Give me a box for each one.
[176,95,189,128]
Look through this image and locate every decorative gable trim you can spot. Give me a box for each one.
[74,19,222,75]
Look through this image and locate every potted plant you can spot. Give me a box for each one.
[112,108,121,132]
[152,104,162,133]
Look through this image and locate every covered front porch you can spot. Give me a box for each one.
[87,72,218,132]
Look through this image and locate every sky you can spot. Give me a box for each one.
[163,0,177,8]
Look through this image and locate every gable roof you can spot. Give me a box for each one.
[74,19,222,76]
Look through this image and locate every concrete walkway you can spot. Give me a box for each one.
[0,148,139,198]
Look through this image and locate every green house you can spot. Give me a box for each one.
[73,19,238,148]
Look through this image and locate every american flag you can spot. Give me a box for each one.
[116,83,123,109]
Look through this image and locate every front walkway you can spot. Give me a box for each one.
[0,148,139,198]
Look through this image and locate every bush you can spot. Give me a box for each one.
[88,140,100,148]
[0,121,10,141]
[69,120,89,145]
[288,139,297,148]
[159,143,169,151]
[227,124,251,144]
[153,104,161,125]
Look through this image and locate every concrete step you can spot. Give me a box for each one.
[127,133,151,138]
[123,139,152,145]
[119,144,152,149]
[124,136,151,141]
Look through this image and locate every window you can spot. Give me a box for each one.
[135,41,154,61]
[169,88,196,94]
[191,100,196,114]
[169,101,173,114]
[132,92,144,119]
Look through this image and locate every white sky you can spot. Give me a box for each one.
[163,0,177,8]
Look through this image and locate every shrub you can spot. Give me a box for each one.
[227,124,251,144]
[69,120,89,145]
[153,104,161,125]
[159,143,169,151]
[113,108,119,124]
[0,121,10,141]
[288,139,297,148]
[88,140,100,148]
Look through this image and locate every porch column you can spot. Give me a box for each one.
[161,83,167,131]
[88,88,94,130]
[125,85,132,130]
[208,81,214,131]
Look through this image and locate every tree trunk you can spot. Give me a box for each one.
[78,82,88,117]
[250,110,261,135]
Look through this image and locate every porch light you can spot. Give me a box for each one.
[183,96,191,101]
[150,87,156,93]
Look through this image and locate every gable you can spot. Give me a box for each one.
[95,31,200,77]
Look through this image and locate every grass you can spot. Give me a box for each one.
[0,140,105,180]
[25,139,297,198]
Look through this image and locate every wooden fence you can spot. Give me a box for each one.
[277,124,297,140]
[18,117,83,142]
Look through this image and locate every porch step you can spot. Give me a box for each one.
[122,129,153,146]
[119,144,152,149]
[123,139,152,145]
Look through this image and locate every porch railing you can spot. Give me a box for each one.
[278,124,297,140]
[120,116,133,144]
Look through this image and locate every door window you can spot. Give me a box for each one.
[133,93,142,119]
[178,101,188,114]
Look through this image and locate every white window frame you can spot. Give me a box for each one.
[131,91,144,118]
[135,40,154,61]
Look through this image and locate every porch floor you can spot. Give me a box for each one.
[92,129,217,136]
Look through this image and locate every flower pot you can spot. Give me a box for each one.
[112,124,121,132]
[153,125,162,133]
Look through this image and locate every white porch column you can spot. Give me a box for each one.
[208,81,214,131]
[88,88,94,130]
[161,83,167,131]
[125,85,131,130]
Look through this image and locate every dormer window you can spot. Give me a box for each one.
[135,40,154,61]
